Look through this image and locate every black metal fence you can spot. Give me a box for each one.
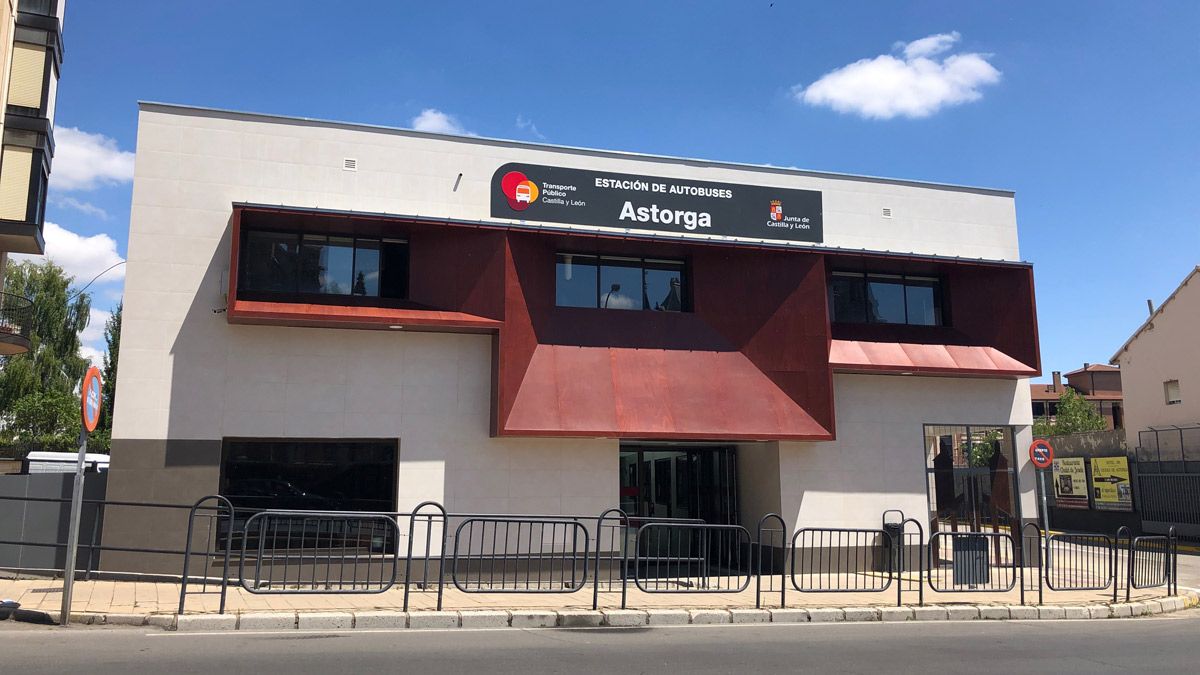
[0,494,1183,615]
[1045,533,1113,592]
[451,517,589,593]
[0,291,33,350]
[632,522,752,594]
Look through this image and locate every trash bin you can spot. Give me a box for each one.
[951,534,990,587]
[882,522,904,574]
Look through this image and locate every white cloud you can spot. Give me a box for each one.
[50,195,109,220]
[10,222,126,285]
[410,109,475,136]
[898,32,960,59]
[80,308,110,344]
[79,344,105,366]
[51,127,135,191]
[516,114,546,140]
[795,32,1001,120]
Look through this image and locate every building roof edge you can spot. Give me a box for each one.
[137,101,1018,198]
[1110,266,1200,363]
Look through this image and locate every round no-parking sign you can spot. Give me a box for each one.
[81,366,103,433]
[1028,438,1054,469]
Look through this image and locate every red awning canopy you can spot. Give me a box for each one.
[502,345,831,440]
[829,339,1036,377]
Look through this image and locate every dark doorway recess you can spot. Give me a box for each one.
[618,445,739,525]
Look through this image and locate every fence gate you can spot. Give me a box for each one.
[1136,425,1200,537]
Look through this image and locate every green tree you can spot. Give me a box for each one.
[1034,387,1108,436]
[5,389,81,455]
[100,302,121,434]
[0,260,91,411]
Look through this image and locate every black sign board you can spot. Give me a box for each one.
[490,163,823,244]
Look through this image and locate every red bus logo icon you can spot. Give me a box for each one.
[501,171,539,212]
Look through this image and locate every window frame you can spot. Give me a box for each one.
[237,227,410,306]
[1165,379,1182,405]
[555,252,689,312]
[828,270,947,327]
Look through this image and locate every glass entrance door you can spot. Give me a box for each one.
[618,446,739,525]
[924,425,1020,533]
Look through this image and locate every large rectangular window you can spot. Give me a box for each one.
[239,229,408,301]
[829,271,944,326]
[220,439,397,514]
[555,253,686,311]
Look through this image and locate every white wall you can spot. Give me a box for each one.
[776,373,1037,533]
[132,104,1020,262]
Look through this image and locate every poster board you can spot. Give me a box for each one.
[1052,457,1089,509]
[1090,456,1133,512]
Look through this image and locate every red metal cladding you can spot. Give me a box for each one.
[829,339,1036,377]
[223,206,1041,440]
[503,345,831,439]
[227,299,501,331]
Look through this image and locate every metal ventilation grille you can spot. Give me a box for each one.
[343,158,358,171]
[881,207,893,218]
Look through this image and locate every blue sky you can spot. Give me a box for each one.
[28,1,1200,375]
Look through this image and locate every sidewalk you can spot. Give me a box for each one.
[1,574,1192,618]
[4,553,1197,629]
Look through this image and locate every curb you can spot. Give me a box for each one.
[23,588,1198,632]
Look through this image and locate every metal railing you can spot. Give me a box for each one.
[790,528,894,594]
[1046,533,1114,592]
[451,517,589,593]
[1127,530,1177,597]
[178,496,234,613]
[755,513,787,609]
[0,494,1184,615]
[1136,473,1200,535]
[238,511,402,594]
[927,531,1018,593]
[633,522,752,594]
[0,291,33,347]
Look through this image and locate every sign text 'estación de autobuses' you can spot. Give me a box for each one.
[490,163,824,244]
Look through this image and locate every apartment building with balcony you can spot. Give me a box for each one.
[0,0,64,355]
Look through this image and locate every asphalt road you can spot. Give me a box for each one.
[2,611,1199,674]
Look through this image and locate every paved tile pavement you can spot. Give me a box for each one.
[0,574,1182,617]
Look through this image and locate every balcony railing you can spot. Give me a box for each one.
[0,291,33,355]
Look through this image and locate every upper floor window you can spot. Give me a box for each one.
[239,229,409,301]
[1165,380,1182,405]
[829,271,943,326]
[18,0,59,16]
[556,253,686,312]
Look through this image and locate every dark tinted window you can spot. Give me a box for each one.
[221,440,397,513]
[829,272,944,326]
[555,254,598,308]
[240,229,408,300]
[353,239,381,296]
[904,278,942,326]
[829,272,868,323]
[599,258,643,311]
[379,239,409,299]
[243,231,297,293]
[867,275,907,324]
[644,260,685,312]
[556,253,687,311]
